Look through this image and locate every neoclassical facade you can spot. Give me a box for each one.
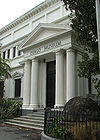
[0,0,95,112]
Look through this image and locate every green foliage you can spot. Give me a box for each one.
[78,52,99,78]
[92,78,100,95]
[0,53,11,98]
[46,118,73,140]
[63,0,97,52]
[0,56,11,79]
[62,0,100,94]
[0,98,22,119]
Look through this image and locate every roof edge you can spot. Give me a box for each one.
[0,0,60,35]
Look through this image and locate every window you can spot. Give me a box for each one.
[3,51,6,59]
[15,78,21,97]
[13,47,16,58]
[0,81,4,98]
[7,49,10,59]
[18,51,21,56]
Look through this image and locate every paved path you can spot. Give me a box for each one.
[0,123,41,140]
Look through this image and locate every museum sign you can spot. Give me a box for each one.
[30,40,61,55]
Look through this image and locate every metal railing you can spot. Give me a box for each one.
[44,108,100,140]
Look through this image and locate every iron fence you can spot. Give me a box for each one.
[44,108,100,140]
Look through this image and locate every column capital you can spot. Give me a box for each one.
[31,58,38,63]
[66,48,77,53]
[22,59,31,64]
[55,49,65,55]
[66,48,76,53]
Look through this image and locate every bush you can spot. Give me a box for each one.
[0,98,22,119]
[46,118,74,140]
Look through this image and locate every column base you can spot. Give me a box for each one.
[29,104,39,109]
[22,104,30,109]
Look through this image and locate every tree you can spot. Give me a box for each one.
[62,0,100,94]
[0,53,11,97]
[78,52,99,94]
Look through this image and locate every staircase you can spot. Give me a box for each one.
[5,111,44,131]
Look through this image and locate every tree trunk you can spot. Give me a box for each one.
[88,76,92,94]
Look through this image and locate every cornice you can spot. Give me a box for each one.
[0,0,61,35]
[0,33,29,49]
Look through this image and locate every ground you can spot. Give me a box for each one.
[0,123,41,140]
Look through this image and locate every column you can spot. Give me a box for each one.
[10,78,14,98]
[16,46,18,57]
[42,60,46,108]
[10,48,13,59]
[55,50,64,107]
[22,60,31,108]
[30,59,39,108]
[66,49,76,102]
[5,50,7,59]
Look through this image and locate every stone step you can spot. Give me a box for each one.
[27,114,44,117]
[14,117,44,124]
[4,111,44,131]
[32,111,44,115]
[5,122,43,131]
[21,115,44,120]
[5,119,44,128]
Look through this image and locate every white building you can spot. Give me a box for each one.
[0,0,96,113]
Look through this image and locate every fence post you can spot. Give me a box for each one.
[85,112,87,129]
[44,108,47,134]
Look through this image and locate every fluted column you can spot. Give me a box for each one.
[55,50,64,107]
[66,49,76,101]
[30,59,39,108]
[22,60,31,108]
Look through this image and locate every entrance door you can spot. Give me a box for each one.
[46,61,56,108]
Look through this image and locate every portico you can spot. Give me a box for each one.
[19,23,79,110]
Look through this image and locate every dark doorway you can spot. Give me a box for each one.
[46,61,56,108]
[15,79,21,97]
[0,81,4,98]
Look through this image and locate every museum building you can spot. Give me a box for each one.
[0,0,93,112]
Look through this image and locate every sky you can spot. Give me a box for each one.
[0,0,45,29]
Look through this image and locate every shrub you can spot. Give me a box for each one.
[46,118,74,140]
[0,98,22,119]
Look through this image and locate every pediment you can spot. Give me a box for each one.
[12,72,23,78]
[19,23,68,50]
